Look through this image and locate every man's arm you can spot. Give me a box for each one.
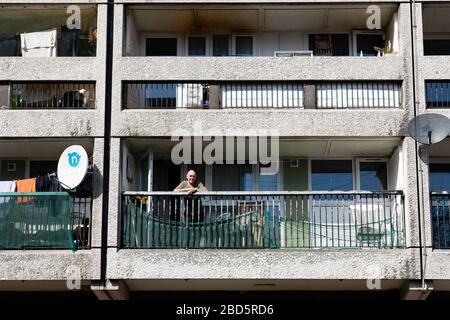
[173,181,189,192]
[196,183,208,193]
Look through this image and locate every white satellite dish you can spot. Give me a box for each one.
[57,145,88,190]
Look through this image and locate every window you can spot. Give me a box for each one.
[308,34,349,56]
[426,81,450,108]
[188,36,206,56]
[354,32,385,56]
[424,39,450,56]
[359,161,387,191]
[146,38,177,56]
[212,164,253,191]
[213,35,229,56]
[430,164,450,191]
[259,165,278,191]
[311,160,353,191]
[235,36,253,56]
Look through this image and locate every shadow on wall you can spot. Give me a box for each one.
[92,164,103,200]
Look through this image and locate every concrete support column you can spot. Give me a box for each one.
[107,137,122,249]
[403,137,421,249]
[111,4,125,131]
[91,138,105,250]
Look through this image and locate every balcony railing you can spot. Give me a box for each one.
[122,191,405,249]
[426,81,450,108]
[123,81,401,109]
[316,82,401,109]
[0,192,92,250]
[0,82,96,109]
[431,193,450,249]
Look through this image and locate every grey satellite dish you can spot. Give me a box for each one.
[408,113,450,145]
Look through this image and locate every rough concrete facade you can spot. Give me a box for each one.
[0,0,449,298]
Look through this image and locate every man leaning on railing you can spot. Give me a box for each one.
[173,170,208,195]
[173,170,208,223]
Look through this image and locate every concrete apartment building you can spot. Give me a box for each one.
[0,0,450,300]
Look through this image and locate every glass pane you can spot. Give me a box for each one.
[213,35,229,56]
[430,164,450,191]
[235,36,253,56]
[240,165,253,191]
[311,160,353,191]
[212,165,240,191]
[138,155,148,191]
[359,162,387,191]
[188,36,206,56]
[259,165,278,191]
[146,38,177,56]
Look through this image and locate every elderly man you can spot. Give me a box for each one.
[174,170,208,195]
[173,170,208,228]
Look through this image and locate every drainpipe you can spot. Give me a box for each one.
[100,0,114,286]
[409,0,426,291]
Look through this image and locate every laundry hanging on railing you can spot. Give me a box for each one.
[20,29,57,57]
[0,181,16,205]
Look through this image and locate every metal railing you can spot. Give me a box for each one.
[220,82,304,108]
[123,82,208,109]
[123,81,305,109]
[431,193,450,249]
[426,81,450,108]
[0,192,92,250]
[316,82,401,108]
[0,82,95,109]
[123,81,402,109]
[122,191,405,249]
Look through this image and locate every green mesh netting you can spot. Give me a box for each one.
[0,192,75,250]
[123,200,404,249]
[123,201,281,249]
[282,218,404,248]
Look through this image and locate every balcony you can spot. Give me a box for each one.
[123,4,399,58]
[0,82,96,109]
[425,81,450,108]
[0,5,97,58]
[0,192,91,250]
[431,193,450,249]
[122,191,405,249]
[122,81,401,109]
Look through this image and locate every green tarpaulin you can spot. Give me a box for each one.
[123,200,281,249]
[0,192,75,250]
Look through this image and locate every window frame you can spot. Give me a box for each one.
[232,34,257,56]
[185,34,210,57]
[355,158,389,191]
[352,30,386,57]
[141,33,182,56]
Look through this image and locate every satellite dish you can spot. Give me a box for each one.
[57,145,88,190]
[408,114,450,145]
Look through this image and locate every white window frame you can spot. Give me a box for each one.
[355,158,389,191]
[232,34,258,56]
[308,158,356,191]
[140,33,183,56]
[210,34,232,56]
[185,34,210,56]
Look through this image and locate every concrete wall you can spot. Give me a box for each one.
[1,0,450,295]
